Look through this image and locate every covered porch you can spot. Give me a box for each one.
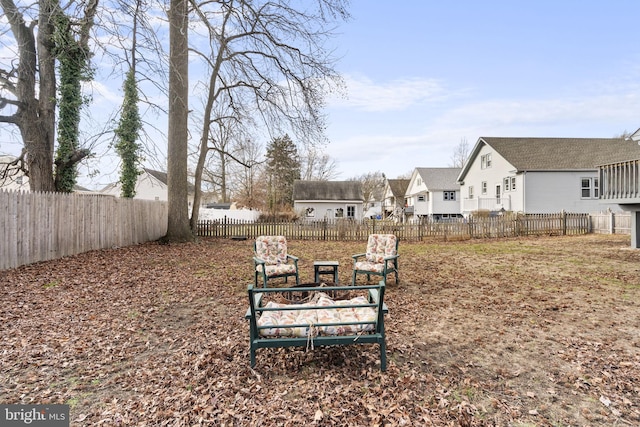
[599,159,640,248]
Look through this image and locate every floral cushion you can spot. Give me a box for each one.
[257,293,377,337]
[365,234,397,264]
[256,263,297,277]
[255,235,289,265]
[354,260,385,273]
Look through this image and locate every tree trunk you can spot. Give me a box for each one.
[1,0,57,191]
[165,0,193,242]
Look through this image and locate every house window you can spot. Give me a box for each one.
[496,185,501,204]
[481,181,487,195]
[510,177,516,191]
[481,153,492,169]
[503,178,510,191]
[335,208,344,218]
[443,191,456,201]
[16,176,23,185]
[468,186,474,199]
[305,207,315,218]
[581,177,599,199]
[346,205,355,218]
[417,195,426,202]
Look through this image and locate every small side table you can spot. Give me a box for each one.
[314,261,339,284]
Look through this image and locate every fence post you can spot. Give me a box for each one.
[562,210,567,236]
[323,218,327,241]
[610,211,615,234]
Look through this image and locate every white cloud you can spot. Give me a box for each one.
[329,74,455,112]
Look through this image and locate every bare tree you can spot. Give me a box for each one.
[187,0,349,229]
[1,0,64,191]
[450,137,471,168]
[300,145,340,181]
[227,138,265,210]
[351,171,385,207]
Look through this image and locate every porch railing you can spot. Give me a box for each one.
[461,195,511,213]
[599,159,640,203]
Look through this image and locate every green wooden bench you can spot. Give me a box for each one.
[246,282,389,371]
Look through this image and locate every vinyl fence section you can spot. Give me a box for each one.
[1,190,168,270]
[196,212,594,242]
[590,211,631,234]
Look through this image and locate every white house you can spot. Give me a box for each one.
[293,180,364,220]
[457,137,640,216]
[363,185,384,219]
[101,168,167,200]
[381,178,409,221]
[100,168,194,206]
[404,168,462,221]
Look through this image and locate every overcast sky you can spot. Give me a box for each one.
[324,0,640,179]
[3,1,640,189]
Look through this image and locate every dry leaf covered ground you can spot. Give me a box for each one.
[1,234,639,426]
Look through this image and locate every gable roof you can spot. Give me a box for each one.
[386,179,410,198]
[293,180,363,201]
[459,137,640,181]
[144,168,168,185]
[415,167,461,190]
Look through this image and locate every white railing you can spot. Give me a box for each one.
[462,195,511,213]
[599,159,640,202]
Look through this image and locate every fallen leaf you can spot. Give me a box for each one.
[599,396,611,407]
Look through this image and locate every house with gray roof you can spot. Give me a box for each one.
[382,178,410,220]
[456,137,640,215]
[405,168,462,221]
[100,168,195,206]
[292,180,364,220]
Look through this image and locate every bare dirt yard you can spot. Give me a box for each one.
[1,234,639,426]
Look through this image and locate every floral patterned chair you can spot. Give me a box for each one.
[352,234,399,285]
[253,236,300,288]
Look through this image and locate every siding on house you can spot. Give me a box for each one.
[458,137,640,215]
[293,180,364,220]
[406,168,461,218]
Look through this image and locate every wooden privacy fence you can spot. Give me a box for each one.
[197,212,595,242]
[0,190,168,270]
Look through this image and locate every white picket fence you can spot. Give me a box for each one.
[0,189,168,270]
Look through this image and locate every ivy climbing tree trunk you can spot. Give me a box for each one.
[165,0,193,242]
[115,69,141,198]
[52,0,97,192]
[114,1,142,198]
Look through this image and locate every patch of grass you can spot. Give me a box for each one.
[43,281,59,289]
[66,397,79,408]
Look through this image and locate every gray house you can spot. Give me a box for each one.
[293,180,364,220]
[457,137,640,215]
[405,167,462,221]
